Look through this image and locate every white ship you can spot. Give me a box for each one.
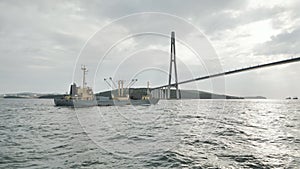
[54,65,97,108]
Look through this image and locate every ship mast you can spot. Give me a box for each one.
[81,65,88,88]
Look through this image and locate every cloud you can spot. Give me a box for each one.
[0,0,299,98]
[254,27,300,56]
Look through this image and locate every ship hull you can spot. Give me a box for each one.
[97,98,160,106]
[54,98,97,108]
[54,96,159,107]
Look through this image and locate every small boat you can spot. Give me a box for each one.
[54,65,97,108]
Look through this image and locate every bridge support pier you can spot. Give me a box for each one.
[168,31,179,99]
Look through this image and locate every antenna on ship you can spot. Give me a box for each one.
[125,79,138,88]
[104,78,113,89]
[81,65,88,88]
[109,77,117,88]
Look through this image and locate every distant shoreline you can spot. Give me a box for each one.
[1,89,267,100]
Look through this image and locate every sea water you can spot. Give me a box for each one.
[0,99,299,168]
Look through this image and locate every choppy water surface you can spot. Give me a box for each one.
[0,99,299,168]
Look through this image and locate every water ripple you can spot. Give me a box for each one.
[0,99,299,168]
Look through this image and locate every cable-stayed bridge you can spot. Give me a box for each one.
[151,32,300,99]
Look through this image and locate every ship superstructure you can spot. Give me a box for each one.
[54,65,97,107]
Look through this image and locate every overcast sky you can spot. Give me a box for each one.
[1,0,300,99]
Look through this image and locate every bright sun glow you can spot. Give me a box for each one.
[239,19,280,44]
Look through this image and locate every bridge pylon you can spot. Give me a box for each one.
[168,31,180,99]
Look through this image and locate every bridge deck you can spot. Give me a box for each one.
[152,56,300,90]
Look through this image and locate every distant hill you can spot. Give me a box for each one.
[244,96,267,99]
[3,96,27,99]
[2,92,64,99]
[96,88,149,100]
[2,89,265,100]
[2,92,41,99]
[38,94,65,99]
[178,89,243,99]
[96,88,244,99]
